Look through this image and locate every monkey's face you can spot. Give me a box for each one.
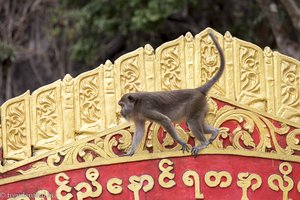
[118,94,136,120]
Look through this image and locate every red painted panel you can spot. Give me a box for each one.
[0,155,299,200]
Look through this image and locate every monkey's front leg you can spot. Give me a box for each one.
[124,120,145,156]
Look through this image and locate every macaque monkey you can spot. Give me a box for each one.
[118,31,225,157]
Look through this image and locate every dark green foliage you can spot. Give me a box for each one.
[57,0,198,64]
[0,43,15,65]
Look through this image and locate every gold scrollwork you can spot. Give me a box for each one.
[74,168,102,199]
[286,129,300,151]
[35,89,60,148]
[213,105,297,155]
[201,34,219,74]
[128,174,154,200]
[2,91,31,163]
[79,74,101,126]
[107,178,123,194]
[161,45,181,91]
[6,101,27,150]
[214,106,269,151]
[120,56,141,93]
[103,129,133,157]
[268,162,294,200]
[18,127,135,175]
[158,159,176,188]
[204,171,232,188]
[280,60,299,107]
[182,170,204,199]
[240,46,260,94]
[237,172,262,200]
[36,90,57,137]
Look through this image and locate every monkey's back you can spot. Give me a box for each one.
[135,89,206,122]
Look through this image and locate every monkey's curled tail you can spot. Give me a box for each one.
[197,32,225,95]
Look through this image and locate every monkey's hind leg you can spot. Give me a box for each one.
[204,123,219,144]
[186,119,209,157]
[147,111,190,153]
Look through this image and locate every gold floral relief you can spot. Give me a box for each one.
[274,54,300,123]
[1,91,31,163]
[31,81,62,153]
[36,89,60,147]
[6,101,27,150]
[201,34,219,77]
[17,125,134,173]
[75,68,103,134]
[280,60,299,107]
[195,29,226,95]
[158,37,183,91]
[240,46,260,94]
[120,55,141,94]
[161,45,181,90]
[212,104,298,156]
[79,75,100,124]
[235,40,267,112]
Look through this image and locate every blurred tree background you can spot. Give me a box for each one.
[0,0,299,104]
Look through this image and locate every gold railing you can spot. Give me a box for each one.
[0,27,299,165]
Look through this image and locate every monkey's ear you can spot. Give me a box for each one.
[127,95,136,103]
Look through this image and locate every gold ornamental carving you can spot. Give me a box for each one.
[1,91,31,163]
[32,81,63,154]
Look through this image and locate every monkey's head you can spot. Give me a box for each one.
[118,93,137,120]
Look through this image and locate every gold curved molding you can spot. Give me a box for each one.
[0,27,299,181]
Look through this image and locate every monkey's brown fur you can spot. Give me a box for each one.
[119,32,225,156]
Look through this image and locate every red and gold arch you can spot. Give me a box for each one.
[0,28,299,200]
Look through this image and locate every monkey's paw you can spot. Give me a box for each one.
[123,150,134,157]
[181,143,190,153]
[191,144,208,157]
